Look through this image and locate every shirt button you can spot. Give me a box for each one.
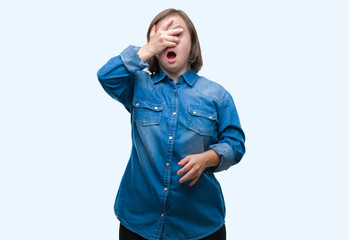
[193,111,197,114]
[161,213,165,217]
[164,187,168,191]
[154,107,158,110]
[173,112,176,115]
[174,89,177,92]
[209,116,213,119]
[166,163,170,167]
[136,103,139,106]
[179,77,182,80]
[169,136,173,140]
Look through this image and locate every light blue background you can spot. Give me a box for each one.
[1,0,348,239]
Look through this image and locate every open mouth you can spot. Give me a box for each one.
[167,51,176,61]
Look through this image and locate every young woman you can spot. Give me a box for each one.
[97,8,245,240]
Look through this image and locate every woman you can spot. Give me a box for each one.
[97,8,245,240]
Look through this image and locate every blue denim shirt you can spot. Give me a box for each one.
[97,45,245,240]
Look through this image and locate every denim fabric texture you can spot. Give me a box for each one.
[97,45,246,240]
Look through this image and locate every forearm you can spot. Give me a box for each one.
[97,45,149,110]
[97,54,132,103]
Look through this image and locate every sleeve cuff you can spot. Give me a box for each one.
[207,142,235,172]
[120,45,149,74]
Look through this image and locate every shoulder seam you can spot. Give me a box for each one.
[193,76,227,104]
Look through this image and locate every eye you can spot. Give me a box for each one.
[175,33,181,37]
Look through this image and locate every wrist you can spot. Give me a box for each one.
[203,150,221,168]
[137,44,156,63]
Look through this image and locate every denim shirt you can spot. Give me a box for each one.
[97,45,245,240]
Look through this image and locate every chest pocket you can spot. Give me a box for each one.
[187,105,218,136]
[132,97,165,126]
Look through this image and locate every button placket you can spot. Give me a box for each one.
[159,85,179,233]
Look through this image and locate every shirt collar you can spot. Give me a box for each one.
[152,68,199,87]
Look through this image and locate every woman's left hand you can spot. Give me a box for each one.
[177,150,220,187]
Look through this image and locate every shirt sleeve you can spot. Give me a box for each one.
[96,45,149,112]
[207,91,246,172]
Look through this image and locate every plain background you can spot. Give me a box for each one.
[1,0,348,239]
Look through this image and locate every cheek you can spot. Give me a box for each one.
[156,51,166,60]
[178,40,191,54]
[183,44,191,57]
[183,39,192,54]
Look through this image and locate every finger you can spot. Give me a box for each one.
[164,42,177,48]
[177,162,192,176]
[159,18,174,31]
[178,156,190,166]
[166,28,184,36]
[179,169,196,184]
[166,36,179,43]
[189,177,200,187]
[149,25,156,38]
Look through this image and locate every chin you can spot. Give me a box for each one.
[164,65,183,73]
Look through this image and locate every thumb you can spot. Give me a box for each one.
[149,24,156,38]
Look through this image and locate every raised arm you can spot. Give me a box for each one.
[97,18,183,112]
[97,45,149,112]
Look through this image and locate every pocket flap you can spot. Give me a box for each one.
[188,105,217,121]
[133,97,165,112]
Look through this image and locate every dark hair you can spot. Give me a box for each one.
[146,9,203,74]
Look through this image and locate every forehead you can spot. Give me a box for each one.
[157,14,188,30]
